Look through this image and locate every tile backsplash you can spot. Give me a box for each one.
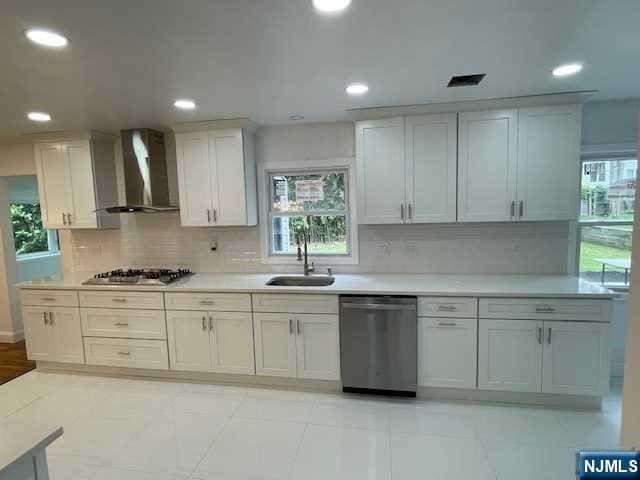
[63,212,571,275]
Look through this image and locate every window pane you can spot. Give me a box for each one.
[581,158,637,222]
[271,215,348,255]
[11,202,49,255]
[271,171,346,213]
[579,225,632,285]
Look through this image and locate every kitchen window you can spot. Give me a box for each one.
[11,201,59,258]
[259,159,358,265]
[577,144,637,287]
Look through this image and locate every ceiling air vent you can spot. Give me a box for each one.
[447,73,486,87]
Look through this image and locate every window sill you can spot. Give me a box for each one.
[16,251,60,262]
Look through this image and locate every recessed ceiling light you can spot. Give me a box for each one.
[25,29,68,48]
[27,112,52,122]
[290,115,305,121]
[345,83,369,96]
[173,99,196,110]
[552,63,583,77]
[312,0,352,13]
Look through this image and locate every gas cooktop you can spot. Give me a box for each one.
[83,268,193,286]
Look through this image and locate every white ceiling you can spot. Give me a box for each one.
[1,0,639,142]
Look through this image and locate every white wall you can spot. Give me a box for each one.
[582,99,639,145]
[63,123,571,275]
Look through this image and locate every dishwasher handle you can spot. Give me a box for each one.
[341,302,416,311]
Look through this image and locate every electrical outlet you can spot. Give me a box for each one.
[376,243,391,257]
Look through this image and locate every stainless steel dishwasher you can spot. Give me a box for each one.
[339,296,417,396]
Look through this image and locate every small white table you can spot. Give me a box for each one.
[595,258,631,285]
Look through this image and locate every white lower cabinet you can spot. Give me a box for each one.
[478,318,610,395]
[253,312,340,380]
[166,310,255,375]
[418,317,477,389]
[22,306,84,364]
[542,321,609,396]
[84,337,169,370]
[478,319,543,393]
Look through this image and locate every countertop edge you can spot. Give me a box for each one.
[0,425,63,474]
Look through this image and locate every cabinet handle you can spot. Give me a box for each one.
[49,312,54,325]
[510,201,515,218]
[209,316,214,331]
[67,212,72,224]
[408,204,413,220]
[213,209,218,223]
[207,209,211,223]
[400,204,405,222]
[289,319,293,335]
[112,298,127,303]
[43,312,48,325]
[41,297,56,302]
[547,327,552,345]
[118,351,131,356]
[199,300,214,305]
[297,319,301,335]
[535,306,555,313]
[519,201,523,218]
[62,213,67,225]
[537,327,542,344]
[114,322,129,327]
[437,321,457,327]
[202,316,207,331]
[437,305,457,311]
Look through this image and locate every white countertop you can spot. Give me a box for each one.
[0,421,62,473]
[18,273,616,298]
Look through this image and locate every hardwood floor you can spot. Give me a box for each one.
[0,341,36,385]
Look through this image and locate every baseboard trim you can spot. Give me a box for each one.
[0,329,24,343]
[418,386,602,410]
[35,362,342,393]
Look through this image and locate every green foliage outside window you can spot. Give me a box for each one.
[11,203,48,255]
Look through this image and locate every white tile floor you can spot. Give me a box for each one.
[0,371,622,480]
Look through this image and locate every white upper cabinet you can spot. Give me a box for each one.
[34,136,119,230]
[356,114,457,224]
[516,105,581,221]
[174,122,258,227]
[405,113,457,223]
[356,117,406,224]
[458,104,581,223]
[458,109,518,222]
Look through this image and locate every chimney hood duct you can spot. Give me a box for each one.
[104,128,178,213]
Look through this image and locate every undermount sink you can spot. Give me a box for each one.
[266,275,335,287]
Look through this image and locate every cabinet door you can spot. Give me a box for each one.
[295,314,340,380]
[166,310,212,371]
[209,129,247,226]
[478,319,542,393]
[65,141,98,228]
[253,313,297,377]
[516,105,581,221]
[34,144,69,229]
[176,131,213,226]
[542,321,609,396]
[405,114,457,223]
[356,118,406,224]
[49,307,84,364]
[22,307,55,361]
[458,110,518,222]
[210,311,255,375]
[418,317,477,389]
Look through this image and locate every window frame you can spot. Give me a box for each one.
[576,143,637,289]
[258,158,359,266]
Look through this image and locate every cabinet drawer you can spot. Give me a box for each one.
[418,297,478,318]
[84,337,169,369]
[21,289,79,307]
[81,308,167,340]
[252,294,338,314]
[165,292,251,312]
[479,298,611,322]
[79,291,164,310]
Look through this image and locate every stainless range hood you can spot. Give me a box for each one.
[104,128,178,213]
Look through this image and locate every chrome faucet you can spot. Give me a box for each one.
[296,232,315,276]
